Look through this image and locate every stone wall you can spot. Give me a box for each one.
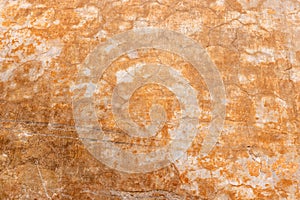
[0,0,299,199]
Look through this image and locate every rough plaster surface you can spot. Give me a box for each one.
[0,0,299,199]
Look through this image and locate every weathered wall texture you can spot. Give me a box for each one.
[0,0,299,199]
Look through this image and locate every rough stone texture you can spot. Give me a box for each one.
[0,0,299,199]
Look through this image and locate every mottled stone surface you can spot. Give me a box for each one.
[0,0,299,199]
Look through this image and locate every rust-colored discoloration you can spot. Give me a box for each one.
[0,0,299,199]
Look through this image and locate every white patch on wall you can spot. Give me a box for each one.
[53,19,60,25]
[178,19,203,35]
[83,68,91,76]
[215,0,225,6]
[133,18,149,28]
[257,9,278,31]
[70,82,97,98]
[290,67,300,82]
[73,5,99,28]
[93,30,107,40]
[116,70,133,84]
[242,47,276,64]
[19,1,32,9]
[0,66,17,82]
[38,40,63,67]
[127,50,139,59]
[239,13,257,24]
